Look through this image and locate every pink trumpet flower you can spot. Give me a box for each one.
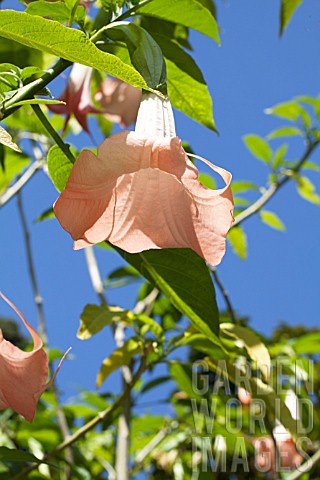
[0,292,69,422]
[49,63,100,134]
[54,93,234,266]
[95,77,141,127]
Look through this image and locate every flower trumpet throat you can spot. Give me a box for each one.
[54,93,234,266]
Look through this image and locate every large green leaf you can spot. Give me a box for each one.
[280,0,303,36]
[0,10,149,90]
[0,446,52,465]
[152,33,215,131]
[115,247,220,343]
[136,0,220,44]
[47,145,73,192]
[102,22,166,90]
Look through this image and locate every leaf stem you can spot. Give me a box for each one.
[233,139,320,227]
[211,268,238,324]
[1,58,71,119]
[31,105,75,163]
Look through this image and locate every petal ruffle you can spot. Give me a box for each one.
[54,132,233,266]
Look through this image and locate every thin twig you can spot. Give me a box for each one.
[31,104,75,163]
[84,246,132,480]
[0,160,43,208]
[286,448,320,480]
[84,246,107,305]
[17,191,47,344]
[134,426,171,465]
[233,139,319,227]
[133,287,159,315]
[211,269,237,324]
[11,355,147,480]
[16,189,73,478]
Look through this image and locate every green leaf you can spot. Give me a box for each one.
[220,323,271,380]
[0,446,49,465]
[243,134,272,164]
[0,150,29,194]
[267,126,302,139]
[152,33,216,131]
[293,333,320,354]
[260,210,286,231]
[136,0,220,44]
[0,10,150,90]
[47,145,73,193]
[273,144,288,170]
[295,175,320,205]
[34,207,55,223]
[96,338,143,387]
[170,362,202,400]
[265,101,310,126]
[26,1,73,24]
[280,0,303,36]
[198,173,216,190]
[101,21,166,90]
[135,313,164,339]
[227,226,247,259]
[231,181,258,195]
[0,125,21,152]
[77,304,130,340]
[114,247,220,344]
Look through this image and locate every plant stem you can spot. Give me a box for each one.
[233,139,320,227]
[211,268,238,324]
[1,58,71,119]
[31,104,75,163]
[286,447,320,480]
[0,159,43,209]
[84,246,132,480]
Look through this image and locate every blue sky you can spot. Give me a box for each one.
[0,0,319,407]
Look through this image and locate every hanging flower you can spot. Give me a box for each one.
[95,77,141,127]
[0,292,68,422]
[54,93,234,266]
[49,63,100,134]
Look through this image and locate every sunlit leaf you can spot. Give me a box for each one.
[243,134,272,164]
[77,304,130,340]
[0,10,150,90]
[220,323,270,379]
[227,226,247,259]
[260,210,286,231]
[96,338,143,387]
[280,0,303,36]
[136,0,220,44]
[47,144,73,192]
[267,126,302,139]
[295,175,320,205]
[0,125,21,152]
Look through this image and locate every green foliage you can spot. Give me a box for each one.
[136,0,220,44]
[227,226,247,259]
[47,145,73,193]
[26,0,86,26]
[0,10,151,90]
[0,149,29,193]
[102,21,166,90]
[115,247,220,342]
[295,175,320,205]
[259,210,286,231]
[243,134,272,164]
[280,0,303,36]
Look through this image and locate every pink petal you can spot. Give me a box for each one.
[95,78,141,127]
[54,132,233,266]
[0,292,48,422]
